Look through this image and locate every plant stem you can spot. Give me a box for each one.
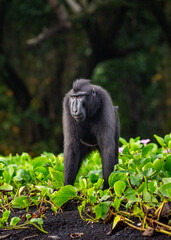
[142,214,146,229]
[155,228,171,236]
[125,220,145,231]
[156,200,167,221]
[146,217,171,231]
[8,222,48,233]
[83,209,98,222]
[24,222,48,234]
[119,210,133,217]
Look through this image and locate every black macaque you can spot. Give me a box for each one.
[63,79,120,189]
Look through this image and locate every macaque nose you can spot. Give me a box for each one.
[73,104,77,114]
[73,105,77,114]
[73,99,78,114]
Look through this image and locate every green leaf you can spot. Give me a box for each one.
[35,185,53,195]
[0,183,13,191]
[167,188,171,198]
[30,218,43,225]
[108,172,128,187]
[159,183,171,198]
[112,196,121,211]
[0,162,4,169]
[21,152,31,161]
[26,214,31,220]
[49,169,64,188]
[137,181,146,193]
[165,155,171,172]
[50,185,77,208]
[129,162,136,172]
[35,167,48,177]
[162,177,171,184]
[164,134,171,145]
[168,141,171,150]
[91,152,101,165]
[88,188,97,203]
[32,156,47,169]
[89,173,99,183]
[154,135,165,147]
[3,170,11,183]
[43,152,57,163]
[50,169,63,180]
[148,180,158,194]
[94,201,111,220]
[2,210,10,222]
[13,169,30,182]
[100,194,111,202]
[130,142,142,151]
[133,204,144,218]
[138,158,151,169]
[0,157,7,165]
[94,178,104,189]
[119,137,128,145]
[123,146,130,154]
[142,143,158,157]
[79,178,87,190]
[143,168,154,177]
[10,217,21,226]
[114,181,126,197]
[143,190,151,202]
[153,158,164,172]
[130,175,140,187]
[7,165,14,177]
[112,215,122,230]
[12,196,30,208]
[125,187,138,202]
[142,162,153,171]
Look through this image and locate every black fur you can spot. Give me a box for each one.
[63,79,120,189]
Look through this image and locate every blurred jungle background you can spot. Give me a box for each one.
[0,0,171,155]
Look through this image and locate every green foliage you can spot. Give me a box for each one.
[10,217,21,227]
[94,201,111,220]
[77,133,171,236]
[50,185,77,210]
[12,196,30,209]
[0,134,170,235]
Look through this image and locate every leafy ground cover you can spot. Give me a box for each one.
[0,134,171,239]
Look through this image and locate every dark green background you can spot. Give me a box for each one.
[0,0,170,155]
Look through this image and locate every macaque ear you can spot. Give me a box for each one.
[92,88,96,96]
